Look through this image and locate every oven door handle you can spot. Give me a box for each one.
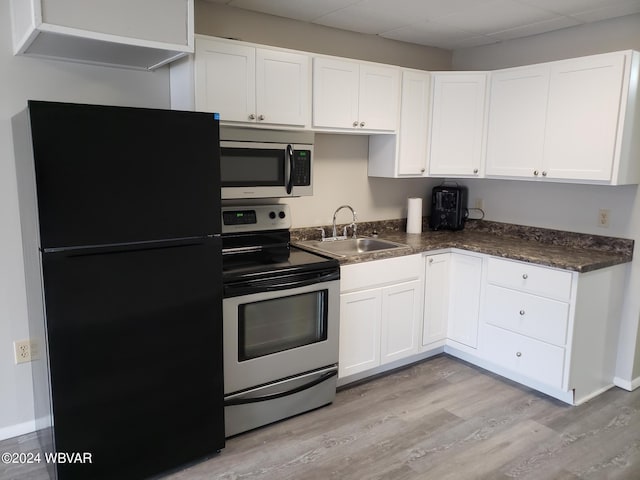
[224,368,338,406]
[262,272,338,291]
[225,270,339,297]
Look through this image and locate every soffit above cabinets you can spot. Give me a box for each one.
[206,0,640,50]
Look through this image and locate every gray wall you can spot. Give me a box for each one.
[452,13,640,385]
[0,1,171,439]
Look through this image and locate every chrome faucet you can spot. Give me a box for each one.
[331,205,357,240]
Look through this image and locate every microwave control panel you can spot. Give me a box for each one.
[293,150,311,186]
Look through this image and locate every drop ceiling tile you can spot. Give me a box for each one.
[431,0,559,34]
[227,0,360,22]
[312,4,409,34]
[381,20,480,49]
[570,0,640,22]
[487,16,582,41]
[517,0,634,16]
[452,35,503,49]
[358,0,495,22]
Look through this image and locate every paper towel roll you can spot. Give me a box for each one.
[407,197,422,234]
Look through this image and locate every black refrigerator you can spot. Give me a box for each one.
[15,101,225,479]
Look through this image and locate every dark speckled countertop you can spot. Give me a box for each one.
[291,218,634,273]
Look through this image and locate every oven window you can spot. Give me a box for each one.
[238,290,328,361]
[220,147,285,187]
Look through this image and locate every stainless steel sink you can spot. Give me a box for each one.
[298,237,410,257]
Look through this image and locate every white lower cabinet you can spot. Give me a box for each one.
[447,252,483,349]
[338,255,423,380]
[479,257,626,404]
[422,253,450,347]
[339,288,382,378]
[337,250,626,405]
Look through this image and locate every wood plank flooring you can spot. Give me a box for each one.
[2,355,639,479]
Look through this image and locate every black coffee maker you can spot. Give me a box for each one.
[429,185,468,231]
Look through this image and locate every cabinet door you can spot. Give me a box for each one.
[256,49,310,127]
[448,253,482,348]
[429,73,487,177]
[339,288,382,378]
[485,65,549,178]
[380,279,422,364]
[312,57,360,129]
[543,53,626,181]
[195,38,255,122]
[358,64,401,131]
[423,254,450,346]
[397,70,430,175]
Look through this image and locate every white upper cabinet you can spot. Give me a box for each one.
[485,64,550,178]
[428,73,488,177]
[193,37,310,127]
[368,69,430,177]
[10,0,193,70]
[313,57,400,132]
[543,53,627,182]
[486,51,640,184]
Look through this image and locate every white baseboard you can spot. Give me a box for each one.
[614,376,640,391]
[0,420,36,442]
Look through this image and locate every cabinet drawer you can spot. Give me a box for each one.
[483,324,565,389]
[484,285,569,346]
[487,257,572,301]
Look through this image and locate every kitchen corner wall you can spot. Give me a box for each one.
[196,0,451,228]
[0,2,171,439]
[452,13,640,387]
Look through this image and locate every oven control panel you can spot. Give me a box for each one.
[221,204,291,233]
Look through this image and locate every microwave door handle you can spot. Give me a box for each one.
[286,144,294,194]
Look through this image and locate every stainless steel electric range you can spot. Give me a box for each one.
[221,204,340,437]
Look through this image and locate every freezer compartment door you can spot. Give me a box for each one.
[28,101,221,249]
[41,238,223,480]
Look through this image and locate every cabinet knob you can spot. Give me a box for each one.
[249,113,256,120]
[473,168,478,174]
[428,258,434,264]
[519,310,525,316]
[516,352,522,357]
[542,171,548,177]
[359,121,366,128]
[258,114,265,121]
[533,170,539,176]
[522,273,528,280]
[421,168,426,173]
[353,121,359,127]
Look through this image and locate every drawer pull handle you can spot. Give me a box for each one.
[516,352,522,357]
[519,310,525,316]
[522,273,528,279]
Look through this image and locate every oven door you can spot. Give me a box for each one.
[223,272,339,395]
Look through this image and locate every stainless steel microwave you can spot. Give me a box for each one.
[220,127,314,199]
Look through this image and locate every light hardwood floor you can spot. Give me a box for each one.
[2,355,639,479]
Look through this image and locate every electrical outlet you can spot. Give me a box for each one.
[598,208,610,228]
[474,198,484,210]
[14,339,37,364]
